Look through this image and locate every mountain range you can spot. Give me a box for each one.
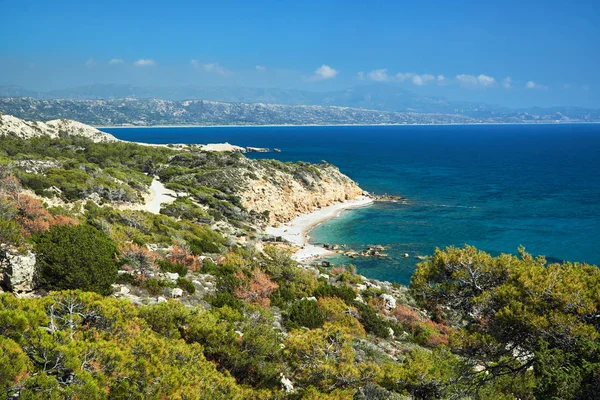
[0,84,599,125]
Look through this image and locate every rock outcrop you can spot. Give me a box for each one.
[0,114,118,143]
[240,162,363,225]
[0,246,36,293]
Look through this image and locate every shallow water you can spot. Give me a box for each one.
[102,123,600,285]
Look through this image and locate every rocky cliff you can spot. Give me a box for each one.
[0,114,118,142]
[240,161,363,225]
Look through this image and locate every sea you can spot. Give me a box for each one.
[101,124,600,285]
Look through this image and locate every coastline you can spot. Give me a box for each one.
[95,121,600,129]
[265,196,374,262]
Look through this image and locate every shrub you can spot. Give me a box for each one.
[317,297,365,337]
[177,277,196,295]
[34,224,117,295]
[142,278,175,296]
[116,273,137,286]
[286,299,326,330]
[207,292,243,311]
[158,259,188,276]
[233,269,278,308]
[313,284,357,304]
[353,302,391,339]
[201,258,218,274]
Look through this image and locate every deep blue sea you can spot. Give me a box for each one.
[102,124,600,285]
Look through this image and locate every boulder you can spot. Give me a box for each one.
[280,373,294,393]
[171,288,184,297]
[0,246,36,293]
[165,272,179,281]
[157,296,167,303]
[380,294,397,310]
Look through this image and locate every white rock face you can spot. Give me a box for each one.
[239,162,363,225]
[171,288,184,297]
[0,114,118,143]
[0,246,36,293]
[199,142,245,152]
[280,373,294,393]
[381,294,397,310]
[165,272,179,281]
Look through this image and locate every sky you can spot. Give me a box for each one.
[1,0,599,108]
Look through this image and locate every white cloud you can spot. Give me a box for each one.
[255,65,266,72]
[367,69,391,82]
[310,64,338,81]
[525,80,548,90]
[108,58,124,65]
[397,72,435,86]
[456,74,496,87]
[134,59,155,67]
[503,77,512,89]
[191,60,230,76]
[85,58,96,68]
[357,71,365,80]
[456,74,478,86]
[366,70,441,86]
[476,74,496,86]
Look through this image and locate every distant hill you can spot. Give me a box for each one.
[0,98,478,126]
[1,84,599,125]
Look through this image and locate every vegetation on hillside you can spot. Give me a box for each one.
[1,135,599,399]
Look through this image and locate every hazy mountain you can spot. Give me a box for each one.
[1,84,598,124]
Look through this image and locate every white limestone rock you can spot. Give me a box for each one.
[165,272,179,281]
[380,294,397,310]
[0,246,36,293]
[0,114,118,143]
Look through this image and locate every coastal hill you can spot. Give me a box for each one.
[2,84,600,126]
[0,97,478,126]
[0,114,363,226]
[1,116,599,399]
[0,113,118,142]
[2,83,600,123]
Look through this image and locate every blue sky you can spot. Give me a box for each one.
[1,0,598,108]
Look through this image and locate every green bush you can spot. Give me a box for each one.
[116,273,137,286]
[207,292,243,311]
[33,224,118,295]
[157,259,188,276]
[201,258,218,274]
[353,302,391,339]
[142,278,175,296]
[177,277,196,295]
[313,284,356,304]
[286,299,325,330]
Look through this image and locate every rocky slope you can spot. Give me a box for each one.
[0,113,118,142]
[0,97,479,126]
[240,161,363,225]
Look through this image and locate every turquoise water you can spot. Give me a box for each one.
[102,124,600,285]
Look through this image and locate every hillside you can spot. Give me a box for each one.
[0,97,479,126]
[0,113,118,142]
[2,84,599,124]
[0,117,598,399]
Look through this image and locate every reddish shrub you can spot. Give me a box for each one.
[234,269,278,308]
[168,245,202,271]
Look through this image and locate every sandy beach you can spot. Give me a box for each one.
[265,196,373,262]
